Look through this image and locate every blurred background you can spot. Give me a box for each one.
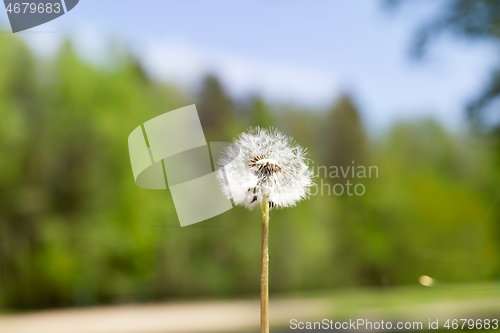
[0,1,499,332]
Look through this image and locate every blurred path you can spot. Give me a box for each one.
[0,299,333,333]
[1,287,499,333]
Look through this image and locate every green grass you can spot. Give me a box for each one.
[275,282,500,325]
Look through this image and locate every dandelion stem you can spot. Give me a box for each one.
[261,194,270,333]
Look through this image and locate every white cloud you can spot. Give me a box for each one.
[142,40,208,86]
[142,38,339,105]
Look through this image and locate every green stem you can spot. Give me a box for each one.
[261,194,270,333]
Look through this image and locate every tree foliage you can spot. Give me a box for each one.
[0,35,498,310]
[386,0,500,131]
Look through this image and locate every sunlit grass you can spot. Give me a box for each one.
[276,282,500,320]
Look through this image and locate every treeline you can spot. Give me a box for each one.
[0,35,499,310]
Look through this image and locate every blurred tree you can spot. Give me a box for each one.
[0,38,186,309]
[384,0,500,282]
[196,74,234,141]
[385,0,500,133]
[251,96,275,128]
[315,94,374,284]
[0,35,41,308]
[280,106,316,150]
[319,94,368,182]
[375,120,499,284]
[0,33,499,312]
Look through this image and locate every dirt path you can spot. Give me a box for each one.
[0,299,333,333]
[0,295,498,333]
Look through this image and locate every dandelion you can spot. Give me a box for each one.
[219,127,313,210]
[218,127,313,333]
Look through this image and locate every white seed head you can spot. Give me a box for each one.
[217,127,314,210]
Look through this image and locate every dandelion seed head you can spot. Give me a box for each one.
[217,127,314,210]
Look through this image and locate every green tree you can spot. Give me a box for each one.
[251,96,275,128]
[386,0,500,133]
[319,94,368,182]
[196,74,234,141]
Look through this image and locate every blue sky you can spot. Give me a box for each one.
[1,0,498,131]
